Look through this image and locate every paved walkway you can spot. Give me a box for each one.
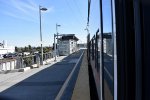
[0,50,84,100]
[0,56,66,92]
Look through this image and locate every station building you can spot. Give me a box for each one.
[58,34,79,56]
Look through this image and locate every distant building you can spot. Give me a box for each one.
[77,43,87,49]
[58,34,79,56]
[103,33,113,56]
[0,40,15,55]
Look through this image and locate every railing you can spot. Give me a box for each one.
[0,58,16,71]
[0,52,54,72]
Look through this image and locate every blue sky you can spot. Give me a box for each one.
[0,0,112,47]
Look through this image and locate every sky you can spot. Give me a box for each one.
[0,0,112,47]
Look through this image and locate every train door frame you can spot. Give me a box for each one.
[133,0,142,100]
[99,0,118,99]
[99,0,104,99]
[95,29,99,72]
[111,0,118,100]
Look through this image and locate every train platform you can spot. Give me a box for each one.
[0,56,67,93]
[71,51,90,100]
[0,50,91,100]
[0,50,90,100]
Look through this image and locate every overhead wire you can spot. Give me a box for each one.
[64,0,88,43]
[72,0,86,23]
[64,0,85,27]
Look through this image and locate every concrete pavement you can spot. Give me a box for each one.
[0,56,66,93]
[0,50,84,100]
[71,51,90,100]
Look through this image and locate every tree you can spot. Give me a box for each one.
[24,46,29,52]
[28,45,32,53]
[21,47,24,52]
[17,48,22,53]
[36,46,41,53]
[24,57,32,67]
[28,45,31,50]
[15,46,18,52]
[43,47,50,53]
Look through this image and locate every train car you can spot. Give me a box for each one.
[87,0,150,100]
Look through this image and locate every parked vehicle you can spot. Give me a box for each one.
[3,54,8,58]
[3,53,18,58]
[23,52,30,56]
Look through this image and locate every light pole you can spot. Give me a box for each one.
[56,23,61,56]
[39,5,47,65]
[54,34,56,61]
[54,33,64,62]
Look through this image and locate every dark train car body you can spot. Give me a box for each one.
[87,0,150,100]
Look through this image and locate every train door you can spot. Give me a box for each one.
[115,0,150,100]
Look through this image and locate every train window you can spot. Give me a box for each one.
[89,0,100,37]
[95,29,99,70]
[88,0,103,99]
[88,0,117,99]
[93,35,95,60]
[101,0,117,100]
[92,38,94,60]
[90,41,92,58]
[97,32,101,73]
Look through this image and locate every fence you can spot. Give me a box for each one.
[0,52,54,72]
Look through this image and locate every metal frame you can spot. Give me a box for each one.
[133,0,142,100]
[99,0,104,99]
[88,0,150,100]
